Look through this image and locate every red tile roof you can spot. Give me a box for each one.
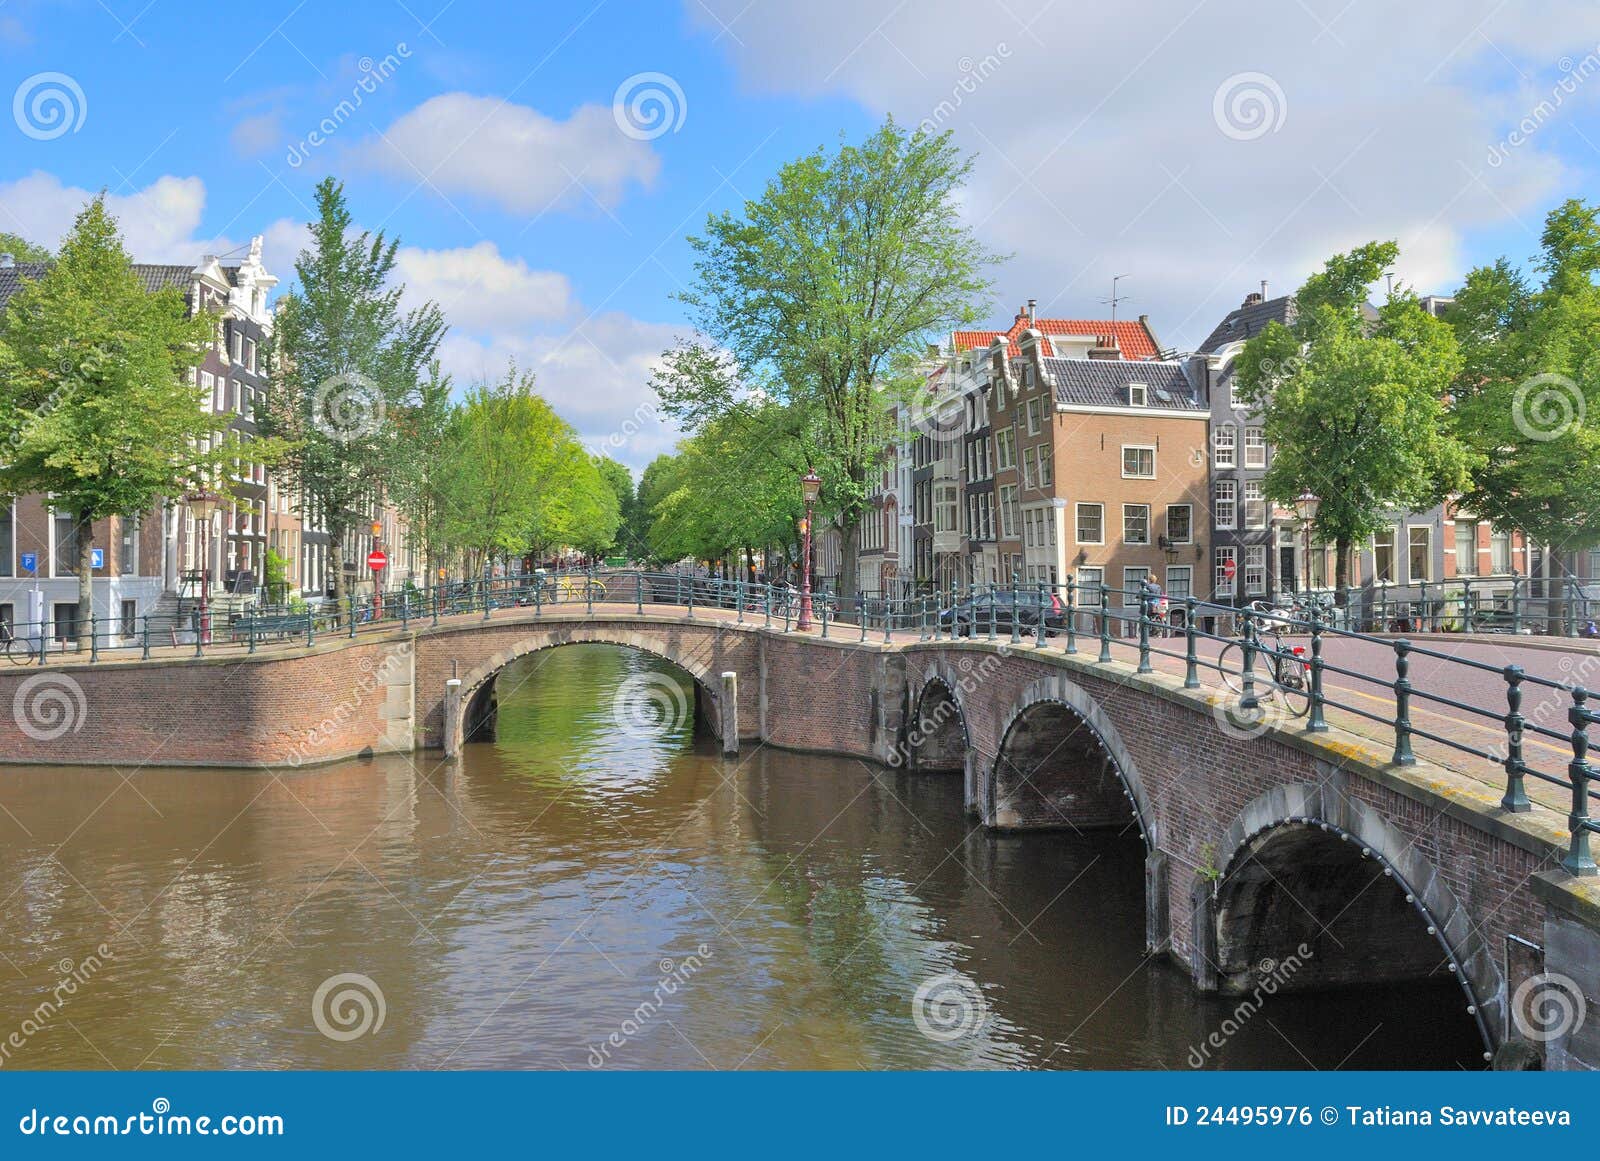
[953,316,1159,360]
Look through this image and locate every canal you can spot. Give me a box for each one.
[0,644,1484,1069]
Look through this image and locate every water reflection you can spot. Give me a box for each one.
[0,644,1482,1069]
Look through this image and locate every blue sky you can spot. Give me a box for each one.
[3,1,1600,470]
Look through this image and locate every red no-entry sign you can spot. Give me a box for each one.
[1223,558,1237,580]
[367,549,388,572]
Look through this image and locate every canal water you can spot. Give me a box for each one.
[0,644,1484,1070]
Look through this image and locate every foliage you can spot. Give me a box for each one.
[0,232,52,264]
[256,177,445,599]
[1446,199,1600,557]
[1234,241,1473,596]
[0,196,222,633]
[673,117,999,594]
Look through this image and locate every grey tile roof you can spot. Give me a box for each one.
[1039,357,1206,411]
[0,261,48,309]
[1198,294,1295,353]
[133,264,197,295]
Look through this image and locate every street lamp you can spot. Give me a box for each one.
[1293,491,1320,594]
[184,488,223,643]
[798,468,822,631]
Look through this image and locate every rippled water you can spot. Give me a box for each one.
[0,644,1484,1069]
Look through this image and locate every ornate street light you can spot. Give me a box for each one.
[1293,491,1320,594]
[184,488,223,643]
[798,468,822,631]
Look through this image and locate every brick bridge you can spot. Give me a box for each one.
[3,606,1597,1068]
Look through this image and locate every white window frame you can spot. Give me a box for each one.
[1123,503,1150,546]
[1244,426,1266,468]
[1214,480,1236,530]
[1165,504,1192,545]
[1121,444,1156,479]
[1213,425,1236,468]
[1128,382,1147,407]
[1075,502,1104,545]
[1214,546,1237,597]
[1244,545,1267,594]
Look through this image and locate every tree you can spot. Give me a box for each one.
[1447,200,1600,566]
[674,118,999,596]
[0,197,221,638]
[389,360,455,580]
[595,456,639,559]
[0,232,52,264]
[1235,241,1473,602]
[257,177,445,600]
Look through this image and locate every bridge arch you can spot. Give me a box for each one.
[1198,780,1497,1057]
[986,673,1154,846]
[448,627,723,746]
[901,663,971,775]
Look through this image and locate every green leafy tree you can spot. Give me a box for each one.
[673,118,999,596]
[257,177,445,600]
[389,360,455,580]
[594,456,639,559]
[0,197,221,637]
[1448,200,1600,568]
[1235,241,1473,602]
[0,232,52,264]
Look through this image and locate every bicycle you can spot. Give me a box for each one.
[1,622,36,665]
[1216,598,1322,718]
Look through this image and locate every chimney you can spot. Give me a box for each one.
[1087,332,1122,360]
[1243,291,1263,307]
[1027,298,1037,324]
[0,254,13,269]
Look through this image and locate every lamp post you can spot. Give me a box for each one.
[1293,491,1320,595]
[184,488,223,644]
[798,468,821,631]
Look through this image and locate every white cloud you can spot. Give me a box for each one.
[687,0,1600,346]
[231,112,283,158]
[395,241,573,333]
[355,93,661,215]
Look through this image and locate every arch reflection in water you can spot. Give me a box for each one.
[0,644,1482,1069]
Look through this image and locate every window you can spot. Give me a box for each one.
[1123,504,1150,545]
[0,499,12,577]
[1214,480,1236,530]
[1166,566,1192,600]
[1374,529,1396,582]
[1245,545,1267,594]
[231,331,243,363]
[934,483,958,533]
[999,485,1019,539]
[1213,424,1236,467]
[1076,503,1104,544]
[1166,505,1192,544]
[1123,567,1150,611]
[1128,382,1147,407]
[1454,520,1476,576]
[995,429,1016,471]
[1077,566,1104,601]
[1121,445,1155,478]
[0,603,11,635]
[1408,526,1432,583]
[1022,446,1036,488]
[1491,528,1512,574]
[1037,444,1052,486]
[52,602,79,643]
[120,599,137,638]
[1214,546,1237,596]
[119,515,138,575]
[1244,427,1266,468]
[1026,398,1040,434]
[52,510,79,576]
[1244,480,1266,529]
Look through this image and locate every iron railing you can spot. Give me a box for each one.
[3,567,1593,877]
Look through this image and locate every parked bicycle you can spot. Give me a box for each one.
[1216,598,1326,718]
[1,621,36,665]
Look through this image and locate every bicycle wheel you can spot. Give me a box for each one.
[1217,641,1246,693]
[1274,663,1311,717]
[4,635,31,665]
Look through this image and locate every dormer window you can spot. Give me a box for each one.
[1128,382,1148,407]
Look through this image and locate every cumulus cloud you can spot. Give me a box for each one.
[231,112,284,158]
[687,0,1600,346]
[355,93,661,215]
[395,240,573,332]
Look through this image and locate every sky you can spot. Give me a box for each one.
[3,0,1600,472]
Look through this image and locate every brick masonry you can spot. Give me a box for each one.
[1,608,1594,1064]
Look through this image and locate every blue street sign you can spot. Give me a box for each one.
[90,547,104,569]
[19,552,36,573]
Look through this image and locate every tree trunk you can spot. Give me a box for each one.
[76,508,95,647]
[328,520,347,603]
[1334,537,1351,609]
[838,515,860,601]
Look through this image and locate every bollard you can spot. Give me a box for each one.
[720,671,739,755]
[443,678,463,759]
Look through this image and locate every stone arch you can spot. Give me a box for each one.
[1204,779,1497,1057]
[449,627,721,746]
[901,664,971,774]
[986,673,1154,847]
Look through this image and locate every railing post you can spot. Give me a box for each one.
[688,576,695,619]
[1391,639,1416,766]
[248,606,257,654]
[858,594,866,642]
[1501,665,1530,812]
[737,579,746,624]
[141,614,151,661]
[637,573,645,616]
[587,565,595,617]
[883,592,892,643]
[1183,597,1199,688]
[194,608,203,658]
[1306,604,1327,732]
[401,590,410,630]
[1066,576,1078,655]
[1010,571,1021,646]
[89,614,99,663]
[1513,575,1524,636]
[1564,688,1596,876]
[348,593,357,638]
[433,584,441,627]
[1097,585,1112,663]
[784,586,793,633]
[820,590,829,639]
[1136,584,1152,673]
[1239,609,1258,710]
[307,603,316,648]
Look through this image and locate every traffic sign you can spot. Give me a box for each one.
[367,549,388,572]
[1223,558,1237,580]
[19,552,36,573]
[91,548,104,569]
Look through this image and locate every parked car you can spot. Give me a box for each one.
[938,587,1066,636]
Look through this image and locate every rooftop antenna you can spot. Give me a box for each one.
[1102,274,1131,327]
[1260,279,1268,301]
[1385,270,1396,298]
